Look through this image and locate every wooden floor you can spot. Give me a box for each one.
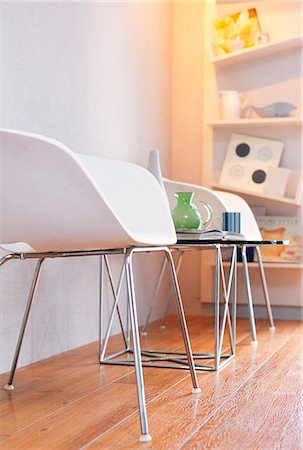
[0,316,302,449]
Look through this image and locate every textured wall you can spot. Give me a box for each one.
[0,2,173,373]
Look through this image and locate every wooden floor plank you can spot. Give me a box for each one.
[0,342,99,398]
[0,317,301,450]
[0,364,192,448]
[0,317,251,448]
[0,317,212,438]
[182,331,303,449]
[0,364,136,437]
[275,395,303,450]
[0,313,189,395]
[84,321,301,448]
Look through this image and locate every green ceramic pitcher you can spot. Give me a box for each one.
[171,192,202,230]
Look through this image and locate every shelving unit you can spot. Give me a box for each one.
[212,183,301,207]
[221,262,303,270]
[201,0,302,308]
[211,36,302,68]
[207,118,302,128]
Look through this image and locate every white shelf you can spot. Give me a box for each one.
[207,117,302,128]
[222,262,303,270]
[216,0,264,2]
[211,36,302,68]
[212,183,301,207]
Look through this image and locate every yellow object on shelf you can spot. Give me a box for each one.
[213,8,261,56]
[256,216,302,263]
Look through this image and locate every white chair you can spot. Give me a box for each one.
[144,150,275,343]
[0,130,200,442]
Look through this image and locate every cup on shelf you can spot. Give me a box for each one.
[221,212,241,234]
[220,90,248,120]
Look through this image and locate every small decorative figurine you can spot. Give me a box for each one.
[250,102,296,118]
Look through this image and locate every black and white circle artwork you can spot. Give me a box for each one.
[219,133,284,193]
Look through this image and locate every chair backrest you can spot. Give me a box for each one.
[0,129,176,252]
[164,178,262,240]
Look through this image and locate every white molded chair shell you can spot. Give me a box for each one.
[146,149,273,339]
[0,129,176,252]
[164,178,262,240]
[0,138,201,441]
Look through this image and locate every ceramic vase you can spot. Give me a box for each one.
[171,192,202,230]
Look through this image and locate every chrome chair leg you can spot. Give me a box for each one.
[164,249,201,393]
[255,245,275,329]
[161,250,184,328]
[142,257,167,334]
[4,258,45,390]
[98,255,104,359]
[242,245,258,342]
[124,249,152,442]
[99,245,201,441]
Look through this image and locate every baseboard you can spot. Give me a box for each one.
[201,303,303,321]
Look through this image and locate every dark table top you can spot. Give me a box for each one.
[174,239,289,248]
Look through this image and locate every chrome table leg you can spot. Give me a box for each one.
[161,250,184,328]
[165,249,201,393]
[217,246,236,359]
[242,245,258,342]
[99,255,128,362]
[214,246,221,370]
[255,245,275,329]
[142,257,167,334]
[232,246,237,353]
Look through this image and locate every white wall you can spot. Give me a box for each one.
[0,2,173,373]
[170,2,205,314]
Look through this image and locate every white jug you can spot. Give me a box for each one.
[220,90,248,120]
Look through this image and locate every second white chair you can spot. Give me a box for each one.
[144,150,275,343]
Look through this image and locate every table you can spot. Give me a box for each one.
[100,239,287,372]
[174,239,289,370]
[141,239,288,371]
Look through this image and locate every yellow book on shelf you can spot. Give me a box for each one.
[256,216,302,263]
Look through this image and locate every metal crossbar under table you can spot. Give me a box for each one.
[100,243,238,372]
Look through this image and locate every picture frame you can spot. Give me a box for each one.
[219,133,284,194]
[212,8,261,56]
